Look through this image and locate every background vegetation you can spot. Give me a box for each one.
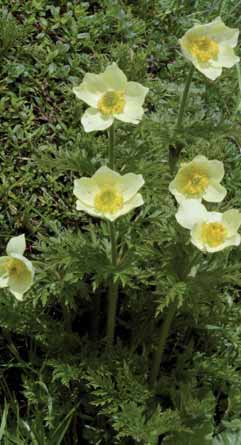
[0,0,241,443]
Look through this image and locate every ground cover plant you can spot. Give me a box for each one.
[0,0,241,444]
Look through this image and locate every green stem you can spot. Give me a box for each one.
[106,221,118,346]
[150,302,177,386]
[106,124,119,346]
[169,64,194,173]
[176,64,194,131]
[234,63,241,115]
[108,124,115,169]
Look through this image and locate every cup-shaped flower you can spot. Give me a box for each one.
[73,166,144,221]
[169,155,226,203]
[73,63,149,132]
[176,200,241,252]
[179,17,239,80]
[0,234,34,300]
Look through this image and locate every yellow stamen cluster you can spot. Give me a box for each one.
[182,171,209,196]
[5,258,25,277]
[201,222,227,247]
[97,91,125,116]
[189,36,219,62]
[94,187,124,214]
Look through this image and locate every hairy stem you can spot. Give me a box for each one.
[108,124,115,169]
[176,64,194,131]
[106,124,119,346]
[150,302,177,386]
[169,64,194,172]
[106,221,118,346]
[235,62,241,115]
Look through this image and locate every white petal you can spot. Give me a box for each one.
[203,182,227,202]
[93,166,121,187]
[194,61,222,80]
[73,72,108,107]
[119,173,145,201]
[73,178,99,207]
[115,102,144,124]
[81,108,113,132]
[175,200,207,230]
[9,290,24,301]
[206,17,239,47]
[101,63,127,90]
[222,209,241,235]
[205,212,222,223]
[212,44,239,68]
[206,160,224,181]
[190,225,206,252]
[6,234,26,256]
[76,200,103,219]
[125,82,149,106]
[168,179,194,204]
[73,85,99,108]
[110,193,144,221]
[8,254,34,297]
[0,256,10,288]
[192,155,208,162]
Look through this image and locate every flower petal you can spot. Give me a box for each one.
[119,173,145,201]
[81,108,113,132]
[212,44,239,68]
[206,17,239,47]
[6,234,26,256]
[101,63,127,90]
[8,254,34,298]
[125,82,149,106]
[206,160,225,181]
[76,199,102,219]
[115,102,144,124]
[0,256,10,288]
[193,61,222,80]
[175,200,207,230]
[203,182,227,202]
[92,166,121,187]
[110,193,144,221]
[73,178,99,207]
[222,209,241,235]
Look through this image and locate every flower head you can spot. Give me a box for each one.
[0,235,34,300]
[73,63,149,132]
[169,155,226,203]
[176,200,241,252]
[73,166,144,221]
[179,17,239,80]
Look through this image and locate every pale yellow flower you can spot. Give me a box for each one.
[73,63,149,132]
[73,166,144,221]
[169,155,226,203]
[179,17,239,80]
[0,235,34,300]
[176,200,241,252]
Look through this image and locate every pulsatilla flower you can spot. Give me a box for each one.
[0,234,34,300]
[176,200,241,253]
[73,63,149,132]
[73,166,144,221]
[169,155,226,203]
[179,17,239,80]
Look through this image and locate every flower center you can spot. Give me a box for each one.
[201,222,227,247]
[189,36,219,62]
[5,258,25,277]
[94,187,124,214]
[183,171,209,196]
[97,91,125,116]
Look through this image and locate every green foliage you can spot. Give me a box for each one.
[213,430,241,445]
[0,0,240,444]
